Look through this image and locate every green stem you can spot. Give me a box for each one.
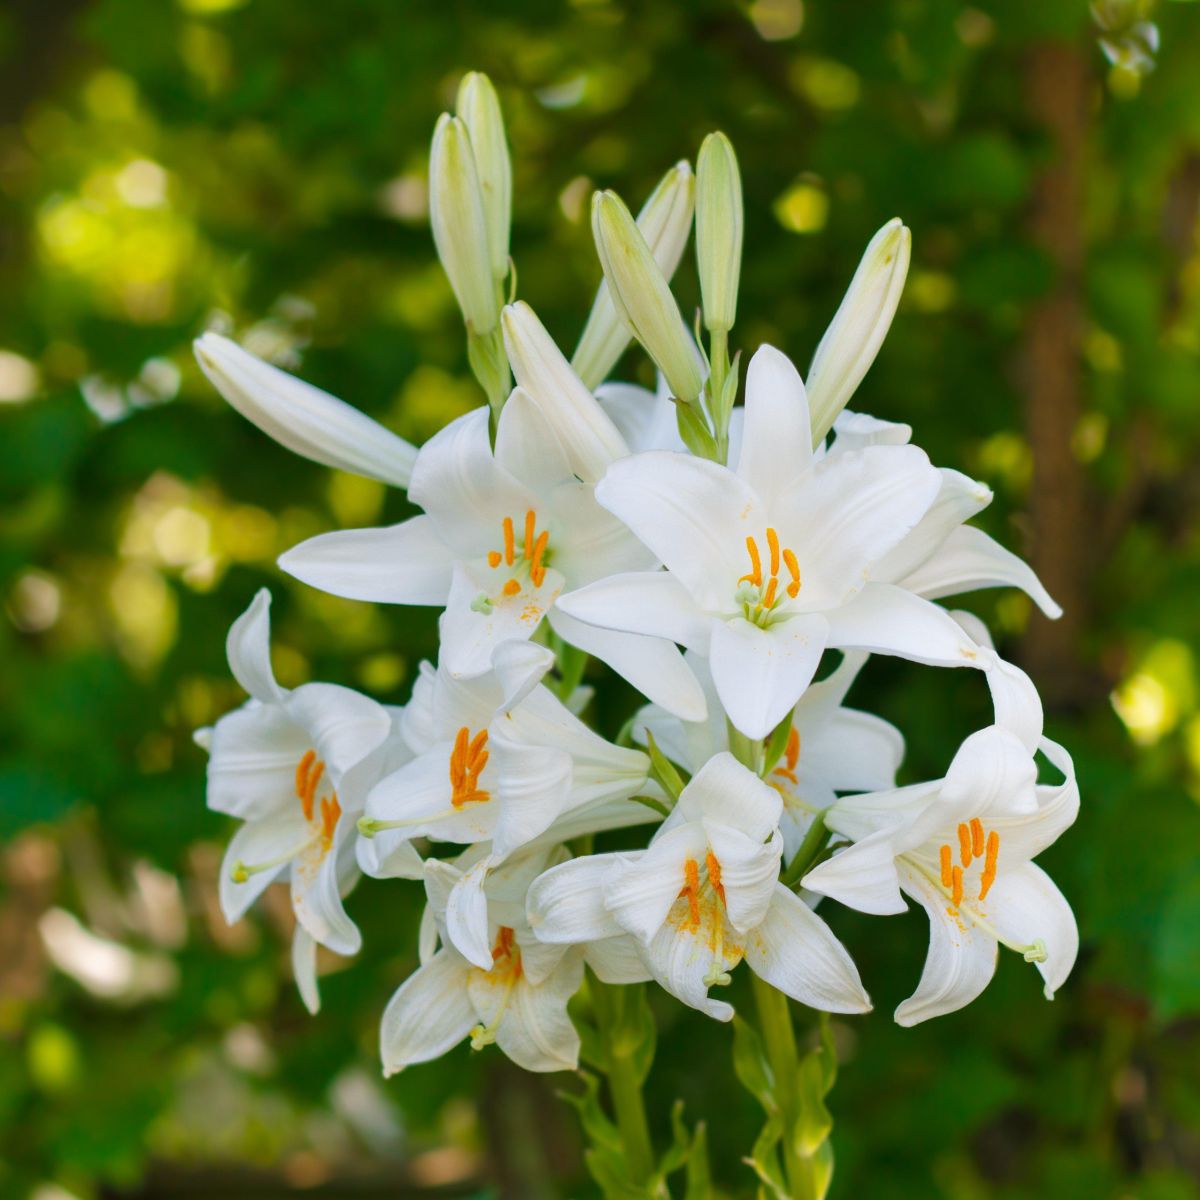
[709,326,729,463]
[591,979,655,1183]
[751,974,807,1192]
[780,813,830,889]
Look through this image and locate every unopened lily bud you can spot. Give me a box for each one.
[591,189,704,404]
[695,131,742,333]
[807,217,911,446]
[455,72,511,282]
[572,162,694,389]
[429,113,497,334]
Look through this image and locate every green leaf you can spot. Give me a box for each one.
[744,1112,788,1200]
[732,1015,777,1114]
[644,729,686,804]
[0,763,78,836]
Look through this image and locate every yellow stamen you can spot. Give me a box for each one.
[783,548,801,597]
[951,865,964,907]
[523,509,536,557]
[958,822,972,868]
[320,795,341,847]
[502,578,521,597]
[979,830,1000,901]
[450,726,491,807]
[762,577,778,608]
[940,844,952,888]
[740,536,762,587]
[530,530,549,587]
[970,817,984,858]
[295,749,316,808]
[766,527,780,577]
[705,851,725,905]
[680,858,701,930]
[487,550,502,568]
[502,516,515,566]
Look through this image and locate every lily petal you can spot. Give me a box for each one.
[709,613,829,740]
[801,829,909,916]
[825,583,981,667]
[526,852,626,943]
[207,702,310,820]
[380,949,475,1075]
[704,824,783,933]
[292,924,320,1015]
[744,884,872,1013]
[489,953,584,1073]
[644,907,737,1022]
[584,935,654,984]
[195,333,416,488]
[278,516,456,605]
[490,733,573,859]
[736,345,812,504]
[219,810,307,923]
[894,860,998,1026]
[283,682,391,780]
[291,832,361,956]
[556,570,711,652]
[985,862,1078,999]
[679,752,783,844]
[605,824,708,944]
[226,588,284,704]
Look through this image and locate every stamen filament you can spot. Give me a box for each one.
[231,831,320,882]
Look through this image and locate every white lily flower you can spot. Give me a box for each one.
[527,753,871,1021]
[279,315,707,720]
[802,726,1079,1025]
[204,590,392,958]
[558,343,984,739]
[380,845,647,1075]
[358,649,652,968]
[637,651,903,861]
[194,333,417,488]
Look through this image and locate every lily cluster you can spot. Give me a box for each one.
[194,74,1079,1090]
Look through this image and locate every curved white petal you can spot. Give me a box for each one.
[491,639,557,711]
[829,410,912,454]
[604,824,708,944]
[526,853,625,944]
[440,563,563,679]
[547,608,707,723]
[445,856,494,969]
[556,571,710,651]
[644,906,737,1022]
[596,453,761,611]
[779,445,941,611]
[745,885,871,1013]
[545,480,659,588]
[801,706,904,795]
[941,726,1038,820]
[291,831,361,956]
[899,524,1063,619]
[226,588,282,703]
[894,860,998,1026]
[292,925,320,1014]
[705,825,783,933]
[825,583,981,667]
[709,614,829,740]
[736,345,812,504]
[489,953,584,1072]
[279,516,455,605]
[490,734,573,860]
[219,811,306,923]
[594,380,682,453]
[584,935,653,984]
[494,386,575,495]
[985,862,1078,999]
[801,830,909,916]
[985,736,1079,863]
[409,408,541,556]
[283,683,391,780]
[871,469,993,584]
[380,950,475,1075]
[502,301,629,482]
[207,702,309,819]
[679,752,783,844]
[195,333,416,487]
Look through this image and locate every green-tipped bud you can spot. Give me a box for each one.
[572,162,695,389]
[429,113,497,334]
[455,72,511,282]
[695,132,743,334]
[591,189,704,404]
[807,217,910,446]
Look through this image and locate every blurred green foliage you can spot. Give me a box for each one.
[2,0,1200,1197]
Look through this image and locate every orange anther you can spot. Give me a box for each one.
[951,865,964,907]
[451,728,491,807]
[957,822,972,868]
[785,727,800,773]
[680,858,701,930]
[530,530,549,587]
[762,577,778,608]
[970,818,984,858]
[320,794,341,846]
[467,729,488,764]
[295,749,316,801]
[939,844,952,888]
[740,536,763,587]
[502,516,515,566]
[705,851,725,904]
[979,830,1000,901]
[783,547,800,585]
[450,727,469,788]
[487,550,502,568]
[502,579,521,597]
[302,759,324,823]
[523,510,536,557]
[766,527,781,577]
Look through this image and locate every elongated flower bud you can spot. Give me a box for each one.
[591,189,704,403]
[429,113,497,334]
[572,162,694,389]
[807,217,911,446]
[502,300,628,481]
[455,72,511,282]
[695,131,742,334]
[194,333,417,488]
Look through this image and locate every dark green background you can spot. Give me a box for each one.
[3,0,1200,1196]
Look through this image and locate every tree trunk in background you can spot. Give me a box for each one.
[1019,39,1093,709]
